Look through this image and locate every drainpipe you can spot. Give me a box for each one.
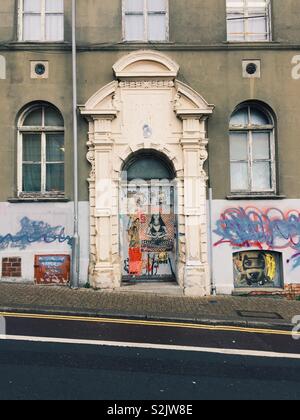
[208,188,217,295]
[71,0,80,289]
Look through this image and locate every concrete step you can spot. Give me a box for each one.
[119,282,184,296]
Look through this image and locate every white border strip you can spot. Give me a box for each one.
[0,335,300,360]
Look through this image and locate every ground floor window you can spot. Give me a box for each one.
[18,103,65,197]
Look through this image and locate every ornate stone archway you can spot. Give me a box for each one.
[80,50,215,296]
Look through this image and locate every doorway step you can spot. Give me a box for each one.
[119,282,183,297]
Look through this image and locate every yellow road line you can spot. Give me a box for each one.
[0,311,299,337]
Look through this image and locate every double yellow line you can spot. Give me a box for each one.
[0,311,299,337]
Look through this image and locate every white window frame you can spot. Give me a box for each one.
[122,0,169,42]
[18,0,64,42]
[226,0,272,42]
[17,104,65,197]
[229,104,277,195]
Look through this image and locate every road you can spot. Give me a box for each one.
[0,312,299,401]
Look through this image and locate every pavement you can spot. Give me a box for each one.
[0,283,299,329]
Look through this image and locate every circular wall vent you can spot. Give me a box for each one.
[246,63,258,75]
[35,63,46,76]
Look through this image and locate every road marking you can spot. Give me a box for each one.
[0,311,298,337]
[0,334,299,360]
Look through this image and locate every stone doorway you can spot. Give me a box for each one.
[80,50,215,296]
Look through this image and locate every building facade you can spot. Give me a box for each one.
[0,0,299,296]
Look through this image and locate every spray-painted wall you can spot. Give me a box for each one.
[0,202,89,284]
[212,200,300,294]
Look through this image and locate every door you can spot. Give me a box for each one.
[121,182,177,282]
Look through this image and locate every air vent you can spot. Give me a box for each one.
[31,61,49,79]
[242,60,261,78]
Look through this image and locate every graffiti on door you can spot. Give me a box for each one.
[123,212,175,278]
[233,251,282,288]
[121,184,176,280]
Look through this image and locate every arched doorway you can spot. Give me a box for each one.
[120,150,177,283]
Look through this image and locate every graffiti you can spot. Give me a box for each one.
[124,251,174,278]
[0,217,73,250]
[123,184,176,279]
[233,251,282,288]
[214,207,300,251]
[35,255,71,285]
[290,253,300,271]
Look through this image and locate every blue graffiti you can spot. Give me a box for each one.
[291,253,300,270]
[0,217,73,250]
[214,207,300,250]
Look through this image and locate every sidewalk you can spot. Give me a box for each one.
[0,283,299,329]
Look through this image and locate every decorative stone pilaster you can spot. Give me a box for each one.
[179,116,211,296]
[85,114,121,290]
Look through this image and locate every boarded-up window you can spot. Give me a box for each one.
[233,251,283,288]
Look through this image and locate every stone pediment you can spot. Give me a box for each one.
[113,50,179,80]
[80,51,214,121]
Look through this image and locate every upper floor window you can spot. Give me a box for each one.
[229,103,276,194]
[18,104,65,197]
[19,0,64,42]
[123,0,169,42]
[226,0,271,42]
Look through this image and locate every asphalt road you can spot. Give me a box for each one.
[0,312,299,401]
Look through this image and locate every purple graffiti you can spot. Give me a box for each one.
[214,207,300,250]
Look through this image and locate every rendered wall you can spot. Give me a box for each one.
[0,202,89,284]
[212,199,300,294]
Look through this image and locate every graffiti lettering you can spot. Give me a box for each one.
[291,253,300,271]
[214,207,300,251]
[0,217,73,250]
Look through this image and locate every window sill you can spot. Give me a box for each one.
[222,41,277,45]
[8,196,70,203]
[226,194,286,201]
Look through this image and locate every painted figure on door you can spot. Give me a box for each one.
[147,214,167,240]
[127,217,141,248]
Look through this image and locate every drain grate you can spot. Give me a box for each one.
[237,310,283,320]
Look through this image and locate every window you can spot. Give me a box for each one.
[229,104,276,194]
[123,0,168,42]
[226,0,271,42]
[18,104,65,197]
[19,0,64,42]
